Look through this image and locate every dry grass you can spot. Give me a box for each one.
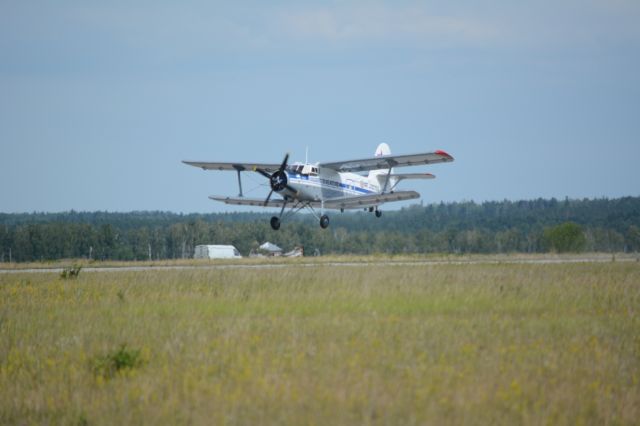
[1,261,639,425]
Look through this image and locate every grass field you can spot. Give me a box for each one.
[1,260,639,424]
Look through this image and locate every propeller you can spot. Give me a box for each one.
[255,153,298,206]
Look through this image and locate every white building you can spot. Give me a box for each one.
[194,245,242,259]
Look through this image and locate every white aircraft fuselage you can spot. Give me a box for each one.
[280,163,382,203]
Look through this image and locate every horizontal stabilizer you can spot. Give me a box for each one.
[389,173,435,180]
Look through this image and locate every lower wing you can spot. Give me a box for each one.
[209,191,419,210]
[324,191,420,210]
[209,196,289,207]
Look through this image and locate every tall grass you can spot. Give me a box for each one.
[1,262,639,424]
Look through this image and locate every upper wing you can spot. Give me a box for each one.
[324,190,420,210]
[320,150,454,173]
[183,161,281,172]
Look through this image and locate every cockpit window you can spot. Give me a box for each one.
[289,164,318,175]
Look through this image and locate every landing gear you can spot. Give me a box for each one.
[268,201,330,230]
[367,206,382,217]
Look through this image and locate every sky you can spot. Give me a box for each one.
[1,1,639,213]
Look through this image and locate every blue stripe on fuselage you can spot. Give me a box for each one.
[289,174,374,195]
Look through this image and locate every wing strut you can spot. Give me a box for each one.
[235,168,244,197]
[381,165,393,194]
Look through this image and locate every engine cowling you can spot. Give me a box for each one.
[270,170,288,192]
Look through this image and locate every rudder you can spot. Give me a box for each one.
[369,143,394,190]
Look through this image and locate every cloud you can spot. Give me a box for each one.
[2,0,639,68]
[275,1,640,53]
[276,4,499,48]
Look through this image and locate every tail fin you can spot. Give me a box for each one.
[369,143,394,190]
[374,143,391,158]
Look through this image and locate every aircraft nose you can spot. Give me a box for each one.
[270,170,288,192]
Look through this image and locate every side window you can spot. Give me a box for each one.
[301,164,313,175]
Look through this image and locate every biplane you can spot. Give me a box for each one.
[183,143,454,230]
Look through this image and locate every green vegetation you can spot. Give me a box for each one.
[93,344,145,380]
[1,261,639,424]
[543,222,587,253]
[60,264,82,279]
[1,196,639,261]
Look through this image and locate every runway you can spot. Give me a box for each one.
[0,255,637,274]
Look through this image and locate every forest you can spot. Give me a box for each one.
[1,196,639,262]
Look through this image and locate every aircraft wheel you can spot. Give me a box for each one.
[320,215,330,229]
[270,216,281,230]
[375,209,382,218]
[369,207,374,213]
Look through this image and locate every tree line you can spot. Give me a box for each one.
[1,196,639,262]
